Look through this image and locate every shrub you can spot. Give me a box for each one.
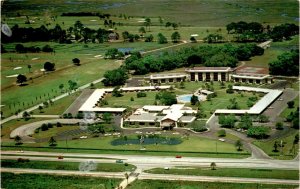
[137,92,147,98]
[275,122,284,130]
[287,101,295,108]
[218,129,226,137]
[47,123,53,128]
[247,126,270,139]
[56,122,62,127]
[41,123,48,131]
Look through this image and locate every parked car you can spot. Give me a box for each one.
[58,156,64,159]
[175,155,182,158]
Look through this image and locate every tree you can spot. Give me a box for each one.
[138,27,146,35]
[269,50,299,76]
[204,33,223,43]
[72,58,80,66]
[22,111,30,120]
[247,126,270,139]
[44,62,55,71]
[157,33,168,44]
[218,129,226,137]
[218,114,236,128]
[190,36,197,43]
[49,136,57,146]
[144,34,154,42]
[27,64,32,73]
[16,74,27,85]
[258,114,269,123]
[42,45,54,52]
[238,113,252,129]
[103,68,128,86]
[273,141,279,152]
[235,140,243,151]
[144,17,151,31]
[112,87,123,97]
[287,101,295,108]
[59,84,64,93]
[68,80,78,91]
[156,91,177,105]
[275,122,284,130]
[102,113,112,124]
[88,124,105,134]
[38,106,43,113]
[14,135,22,145]
[210,162,216,170]
[171,23,178,30]
[124,172,129,185]
[105,48,124,59]
[190,95,198,105]
[41,123,48,131]
[171,31,181,43]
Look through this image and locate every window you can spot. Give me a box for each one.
[191,73,195,81]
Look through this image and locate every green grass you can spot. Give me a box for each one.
[253,129,299,160]
[1,159,136,172]
[128,180,297,189]
[32,125,79,139]
[103,91,159,108]
[145,167,298,180]
[1,134,250,158]
[280,95,299,118]
[1,172,121,189]
[32,91,82,115]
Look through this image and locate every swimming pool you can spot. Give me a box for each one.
[177,94,200,103]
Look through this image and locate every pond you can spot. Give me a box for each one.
[111,137,182,146]
[117,47,134,54]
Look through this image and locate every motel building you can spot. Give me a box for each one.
[124,104,197,129]
[147,66,273,84]
[146,73,188,84]
[185,67,232,82]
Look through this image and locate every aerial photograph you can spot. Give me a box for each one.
[0,0,299,188]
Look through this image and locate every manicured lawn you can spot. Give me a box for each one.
[145,167,298,180]
[103,91,159,108]
[1,159,136,172]
[128,180,297,189]
[32,91,82,115]
[253,129,299,160]
[1,134,249,158]
[1,172,121,189]
[280,95,299,118]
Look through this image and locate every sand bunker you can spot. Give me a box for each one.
[6,74,19,78]
[31,57,39,60]
[94,55,102,58]
[90,20,97,22]
[13,67,22,70]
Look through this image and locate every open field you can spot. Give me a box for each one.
[253,129,299,160]
[2,0,298,26]
[1,172,121,189]
[145,167,298,180]
[1,159,136,172]
[32,125,79,139]
[128,180,297,189]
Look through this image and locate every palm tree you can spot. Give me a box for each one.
[15,135,22,145]
[27,64,32,73]
[235,140,243,151]
[210,162,216,170]
[144,18,151,31]
[124,172,129,185]
[49,136,57,146]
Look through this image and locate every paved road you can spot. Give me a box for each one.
[1,167,298,186]
[2,151,298,171]
[0,78,104,125]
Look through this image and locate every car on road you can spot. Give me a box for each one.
[58,156,64,159]
[175,155,182,158]
[116,159,123,163]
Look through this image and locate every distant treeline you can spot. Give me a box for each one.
[15,44,54,53]
[226,21,299,42]
[1,22,114,44]
[61,12,111,19]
